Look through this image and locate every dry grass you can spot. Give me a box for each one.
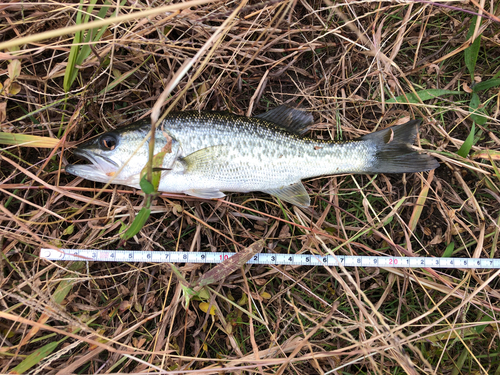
[1,0,500,374]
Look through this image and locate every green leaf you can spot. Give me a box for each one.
[139,175,155,195]
[121,207,151,241]
[442,242,455,258]
[52,262,84,303]
[469,93,487,125]
[8,59,21,79]
[63,224,75,236]
[151,152,168,190]
[464,16,481,79]
[457,122,475,158]
[10,341,60,374]
[472,78,500,93]
[387,89,462,104]
[475,315,494,334]
[117,219,127,234]
[53,279,75,305]
[50,262,84,306]
[140,148,169,192]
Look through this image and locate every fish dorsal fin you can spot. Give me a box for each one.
[255,105,313,135]
[263,182,310,207]
[182,145,227,171]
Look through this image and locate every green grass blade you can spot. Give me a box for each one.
[473,78,500,93]
[451,348,469,375]
[64,0,118,92]
[76,1,111,67]
[63,0,86,92]
[465,16,481,80]
[471,150,500,162]
[475,315,494,334]
[0,133,60,148]
[52,262,84,303]
[457,122,475,158]
[14,96,69,122]
[469,93,487,125]
[386,89,461,104]
[121,207,151,241]
[408,173,432,233]
[10,341,60,374]
[63,32,82,92]
[443,242,455,257]
[98,55,151,95]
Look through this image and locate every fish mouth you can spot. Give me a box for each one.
[66,148,120,184]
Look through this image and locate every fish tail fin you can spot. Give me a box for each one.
[361,120,439,173]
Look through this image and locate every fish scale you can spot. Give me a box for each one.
[66,106,439,207]
[161,112,373,186]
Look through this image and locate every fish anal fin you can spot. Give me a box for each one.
[185,189,226,199]
[264,182,310,207]
[255,105,313,135]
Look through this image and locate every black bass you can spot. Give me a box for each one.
[66,106,439,207]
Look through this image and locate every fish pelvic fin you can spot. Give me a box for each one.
[264,182,310,207]
[185,189,226,200]
[255,105,313,135]
[361,120,439,173]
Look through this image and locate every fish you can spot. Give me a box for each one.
[66,106,439,207]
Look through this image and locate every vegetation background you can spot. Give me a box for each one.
[0,0,499,373]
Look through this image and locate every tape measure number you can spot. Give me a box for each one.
[40,249,500,269]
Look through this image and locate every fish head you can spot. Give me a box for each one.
[66,124,154,187]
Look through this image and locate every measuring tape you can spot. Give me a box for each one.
[40,249,500,269]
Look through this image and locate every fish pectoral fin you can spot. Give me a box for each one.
[254,105,313,135]
[263,182,310,207]
[185,189,226,200]
[182,145,227,171]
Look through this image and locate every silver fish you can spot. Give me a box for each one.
[66,106,439,206]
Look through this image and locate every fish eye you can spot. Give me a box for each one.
[99,134,118,150]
